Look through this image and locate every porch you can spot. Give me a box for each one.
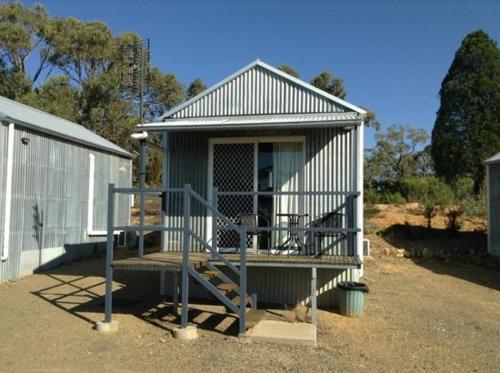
[99,60,366,336]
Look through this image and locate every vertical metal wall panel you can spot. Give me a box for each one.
[166,126,353,257]
[172,65,347,119]
[160,266,353,308]
[0,124,7,280]
[0,124,132,281]
[489,163,500,256]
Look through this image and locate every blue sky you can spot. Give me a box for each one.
[23,0,500,147]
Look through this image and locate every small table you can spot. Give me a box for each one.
[276,213,309,254]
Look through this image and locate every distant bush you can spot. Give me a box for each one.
[365,188,407,205]
[364,218,380,234]
[382,192,406,205]
[446,207,464,233]
[451,177,487,218]
[401,177,453,228]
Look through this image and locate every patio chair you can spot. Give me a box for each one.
[310,211,346,257]
[235,213,271,253]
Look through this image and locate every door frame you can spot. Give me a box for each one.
[207,135,306,251]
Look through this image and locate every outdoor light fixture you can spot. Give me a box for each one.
[342,125,354,131]
[130,131,148,140]
[21,137,30,145]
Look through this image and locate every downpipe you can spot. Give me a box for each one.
[1,122,15,261]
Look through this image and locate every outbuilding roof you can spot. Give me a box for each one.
[138,59,366,132]
[484,152,500,165]
[0,96,131,158]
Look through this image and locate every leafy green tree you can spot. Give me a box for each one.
[45,17,114,87]
[277,64,299,78]
[186,78,207,99]
[310,70,346,99]
[0,57,31,98]
[21,75,78,121]
[146,68,184,118]
[0,2,50,84]
[365,124,431,189]
[431,30,500,193]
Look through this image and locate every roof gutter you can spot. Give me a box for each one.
[136,119,362,132]
[1,122,15,261]
[0,116,132,159]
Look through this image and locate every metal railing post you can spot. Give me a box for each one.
[239,227,247,334]
[212,187,218,258]
[104,183,115,323]
[138,139,147,257]
[181,184,191,328]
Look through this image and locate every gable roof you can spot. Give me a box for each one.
[0,96,131,158]
[159,59,366,121]
[484,152,500,164]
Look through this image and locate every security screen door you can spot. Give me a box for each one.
[212,142,256,250]
[211,139,304,251]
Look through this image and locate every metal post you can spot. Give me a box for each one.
[211,187,218,258]
[104,183,115,323]
[355,123,364,279]
[181,184,191,328]
[310,267,317,325]
[239,228,247,334]
[160,131,169,295]
[172,271,179,315]
[139,139,147,257]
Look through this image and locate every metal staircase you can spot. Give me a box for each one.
[181,186,264,334]
[103,183,263,335]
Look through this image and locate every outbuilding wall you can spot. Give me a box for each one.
[0,123,131,281]
[488,162,500,258]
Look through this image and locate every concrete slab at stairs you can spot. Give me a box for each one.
[243,320,317,346]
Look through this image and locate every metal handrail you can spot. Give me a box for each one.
[217,191,360,196]
[188,188,240,231]
[182,184,247,334]
[189,229,240,276]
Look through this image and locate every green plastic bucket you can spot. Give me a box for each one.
[338,281,369,317]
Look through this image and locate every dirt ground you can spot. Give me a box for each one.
[0,252,499,372]
[1,203,497,372]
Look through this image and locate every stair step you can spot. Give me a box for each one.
[216,282,237,294]
[200,270,220,280]
[245,309,266,330]
[230,295,252,307]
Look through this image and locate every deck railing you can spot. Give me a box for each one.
[213,189,361,257]
[104,183,248,333]
[104,184,361,333]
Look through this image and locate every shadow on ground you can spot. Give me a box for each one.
[30,255,242,336]
[379,224,500,291]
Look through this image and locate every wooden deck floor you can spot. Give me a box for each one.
[112,251,361,271]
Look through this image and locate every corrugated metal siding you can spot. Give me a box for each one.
[489,163,500,255]
[172,65,347,118]
[0,124,131,281]
[0,124,7,271]
[161,267,353,308]
[166,127,353,255]
[164,127,357,307]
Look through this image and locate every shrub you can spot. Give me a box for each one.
[402,177,453,228]
[446,207,464,233]
[382,192,406,205]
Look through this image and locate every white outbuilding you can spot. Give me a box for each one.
[485,152,500,260]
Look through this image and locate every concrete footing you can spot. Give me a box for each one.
[172,325,198,340]
[95,320,119,333]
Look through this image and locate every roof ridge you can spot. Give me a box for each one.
[157,59,366,121]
